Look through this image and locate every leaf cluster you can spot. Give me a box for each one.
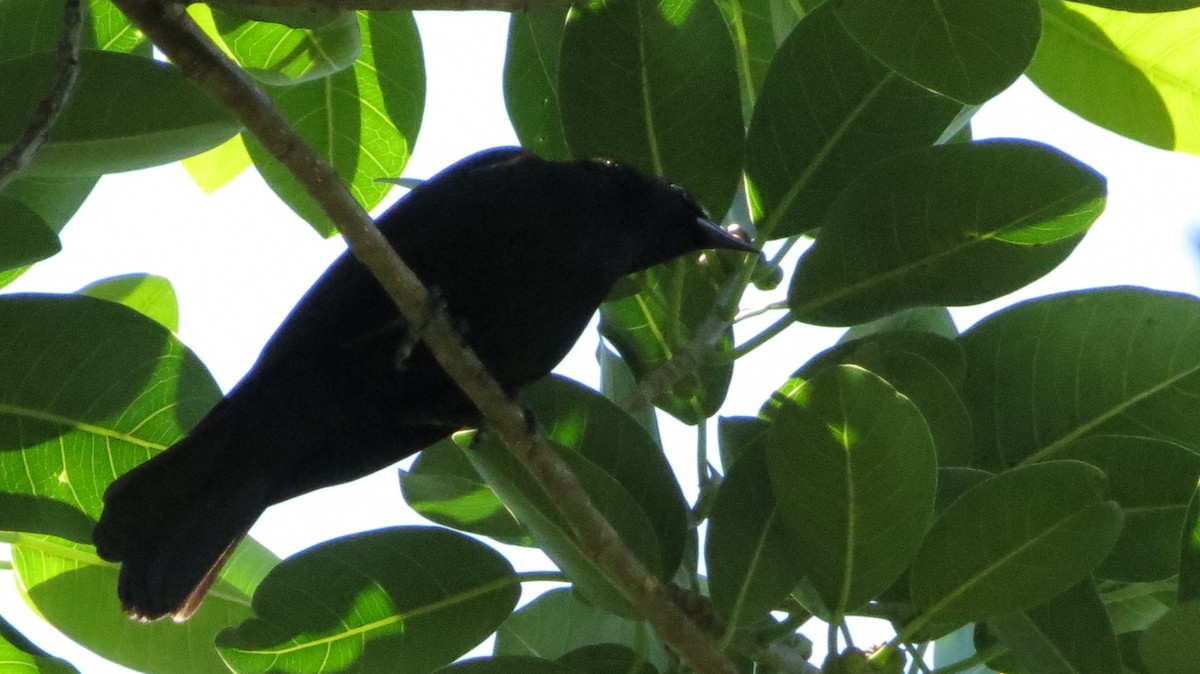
[4,0,1200,672]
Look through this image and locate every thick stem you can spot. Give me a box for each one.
[0,0,83,190]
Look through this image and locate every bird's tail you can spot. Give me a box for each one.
[92,415,270,622]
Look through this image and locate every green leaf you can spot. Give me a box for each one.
[934,467,992,515]
[464,432,662,616]
[181,134,252,194]
[87,0,151,55]
[559,0,744,217]
[11,535,267,674]
[1029,1,1200,155]
[0,51,240,177]
[559,644,660,674]
[1079,0,1200,8]
[767,364,937,615]
[504,8,571,160]
[788,139,1105,326]
[494,588,669,670]
[714,0,779,117]
[959,287,1200,468]
[520,376,688,579]
[599,255,739,424]
[988,579,1122,674]
[247,10,424,236]
[840,307,959,343]
[77,273,180,333]
[1180,486,1200,602]
[909,461,1123,637]
[706,443,805,627]
[1140,599,1200,674]
[743,1,962,238]
[1058,435,1200,582]
[0,613,79,674]
[0,294,217,529]
[1,176,96,233]
[213,7,361,86]
[786,331,973,467]
[437,657,578,674]
[832,0,1040,105]
[1105,584,1171,634]
[0,196,59,273]
[400,436,530,546]
[218,527,519,674]
[717,414,768,472]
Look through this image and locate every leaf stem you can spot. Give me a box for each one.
[734,300,788,323]
[722,311,796,362]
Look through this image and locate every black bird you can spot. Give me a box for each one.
[91,147,756,622]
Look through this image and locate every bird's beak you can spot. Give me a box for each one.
[696,218,757,254]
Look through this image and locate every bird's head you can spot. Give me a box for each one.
[578,158,758,273]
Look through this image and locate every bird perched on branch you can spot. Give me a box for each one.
[92,146,756,622]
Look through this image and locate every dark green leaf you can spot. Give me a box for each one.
[521,376,688,578]
[706,443,804,627]
[788,139,1105,326]
[495,588,669,670]
[0,51,240,176]
[400,436,530,546]
[77,274,180,333]
[934,467,991,515]
[465,433,662,615]
[504,8,570,160]
[1105,584,1171,635]
[0,196,59,273]
[437,657,578,674]
[833,0,1040,105]
[714,0,778,116]
[1058,435,1200,582]
[744,1,962,238]
[717,415,768,472]
[559,644,659,674]
[789,331,973,466]
[247,10,424,236]
[839,307,959,343]
[0,613,79,674]
[1180,485,1200,602]
[217,527,519,674]
[11,536,272,674]
[559,0,743,217]
[2,176,97,233]
[959,288,1200,468]
[989,579,1122,674]
[600,255,740,424]
[1029,1,1200,155]
[767,365,937,615]
[1139,599,1200,674]
[0,295,216,527]
[910,461,1123,636]
[213,7,361,86]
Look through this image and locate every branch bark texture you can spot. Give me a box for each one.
[108,2,736,672]
[0,0,83,190]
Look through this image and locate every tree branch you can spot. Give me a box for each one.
[108,2,735,672]
[0,0,83,191]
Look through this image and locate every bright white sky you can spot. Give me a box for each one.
[4,9,1200,674]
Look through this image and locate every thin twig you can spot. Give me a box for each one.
[108,2,736,672]
[0,0,83,191]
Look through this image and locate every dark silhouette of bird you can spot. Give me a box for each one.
[91,147,756,622]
